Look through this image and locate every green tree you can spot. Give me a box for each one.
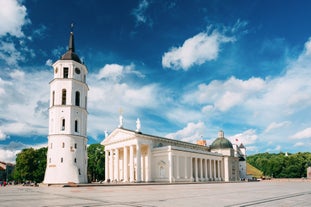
[14,147,47,183]
[87,143,105,182]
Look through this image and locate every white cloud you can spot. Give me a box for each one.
[229,129,258,145]
[291,127,311,139]
[45,59,53,66]
[0,148,20,163]
[162,30,235,70]
[0,0,30,37]
[264,121,291,133]
[97,63,145,81]
[0,69,50,137]
[132,0,151,26]
[0,128,6,140]
[0,41,24,65]
[166,121,206,143]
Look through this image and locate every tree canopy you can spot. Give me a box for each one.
[87,143,105,182]
[247,152,311,178]
[14,147,47,183]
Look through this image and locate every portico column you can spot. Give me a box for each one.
[176,155,180,179]
[105,150,109,182]
[129,145,134,182]
[147,145,151,182]
[195,157,198,182]
[136,143,141,182]
[209,159,212,181]
[213,160,216,181]
[184,156,188,179]
[168,147,173,183]
[110,149,114,181]
[190,157,193,181]
[200,158,203,181]
[123,146,128,182]
[115,148,119,181]
[205,159,208,181]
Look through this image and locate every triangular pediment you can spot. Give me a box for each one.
[101,128,136,145]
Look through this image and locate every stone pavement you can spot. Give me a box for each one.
[0,180,311,207]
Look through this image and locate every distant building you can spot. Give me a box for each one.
[0,161,14,181]
[102,118,246,183]
[43,28,89,184]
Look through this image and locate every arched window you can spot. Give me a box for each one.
[61,157,63,163]
[61,118,65,131]
[52,91,55,106]
[74,158,77,163]
[62,142,65,148]
[62,89,66,105]
[75,91,80,106]
[75,120,78,132]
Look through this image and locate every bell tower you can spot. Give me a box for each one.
[44,28,88,184]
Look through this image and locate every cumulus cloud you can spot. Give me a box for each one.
[291,127,311,139]
[184,76,265,112]
[0,0,30,37]
[162,30,235,70]
[229,129,258,145]
[96,63,144,81]
[0,69,50,137]
[166,121,206,143]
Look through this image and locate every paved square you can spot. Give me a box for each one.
[0,181,310,207]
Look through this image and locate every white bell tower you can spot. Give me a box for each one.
[44,28,88,184]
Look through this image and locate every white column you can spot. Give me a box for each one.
[200,158,203,181]
[168,147,173,183]
[136,143,141,182]
[176,155,180,179]
[209,159,212,181]
[129,145,134,182]
[147,145,151,182]
[190,157,193,181]
[123,146,128,182]
[110,149,114,181]
[184,156,188,179]
[194,157,198,182]
[105,150,109,182]
[115,148,119,181]
[213,160,216,181]
[205,159,208,181]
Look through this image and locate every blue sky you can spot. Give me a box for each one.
[1,0,311,162]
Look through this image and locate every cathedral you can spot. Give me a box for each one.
[43,29,246,184]
[102,117,246,183]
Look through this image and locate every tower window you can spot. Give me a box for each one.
[78,168,81,175]
[62,142,65,148]
[75,143,77,149]
[75,120,78,132]
[74,158,77,163]
[62,89,66,105]
[63,67,69,78]
[61,157,63,163]
[61,118,65,131]
[75,91,80,106]
[49,158,51,163]
[52,91,55,106]
[50,143,53,149]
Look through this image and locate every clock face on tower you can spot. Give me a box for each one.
[75,68,81,74]
[54,67,58,74]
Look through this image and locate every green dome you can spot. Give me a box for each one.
[210,130,233,149]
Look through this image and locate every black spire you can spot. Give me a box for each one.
[61,23,81,64]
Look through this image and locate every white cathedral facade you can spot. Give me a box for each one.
[102,117,247,183]
[43,29,246,184]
